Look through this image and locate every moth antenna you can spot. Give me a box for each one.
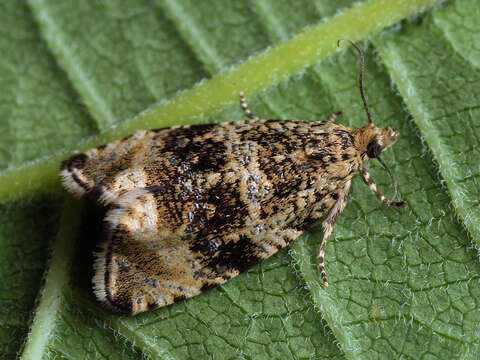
[337,39,372,124]
[338,39,405,205]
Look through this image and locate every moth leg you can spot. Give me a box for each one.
[328,110,344,122]
[317,180,351,287]
[358,165,407,207]
[239,91,260,121]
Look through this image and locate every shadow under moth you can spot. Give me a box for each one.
[60,40,406,315]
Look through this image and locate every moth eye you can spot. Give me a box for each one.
[366,141,382,158]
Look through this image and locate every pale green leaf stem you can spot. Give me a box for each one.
[20,198,83,360]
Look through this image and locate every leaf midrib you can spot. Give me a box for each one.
[20,199,83,360]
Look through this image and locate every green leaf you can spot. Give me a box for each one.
[2,0,480,359]
[375,0,480,247]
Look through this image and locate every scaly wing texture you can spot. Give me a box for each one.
[95,188,302,315]
[61,120,360,314]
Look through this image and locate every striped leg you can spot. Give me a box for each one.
[328,110,344,122]
[318,180,351,287]
[358,165,407,207]
[239,92,260,121]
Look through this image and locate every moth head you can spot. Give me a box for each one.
[364,125,398,159]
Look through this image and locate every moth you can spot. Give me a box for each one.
[60,39,406,315]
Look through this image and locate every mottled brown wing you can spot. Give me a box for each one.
[94,187,303,315]
[60,120,359,315]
